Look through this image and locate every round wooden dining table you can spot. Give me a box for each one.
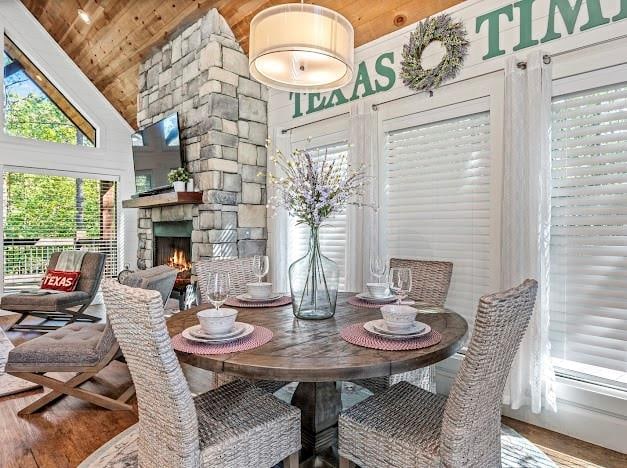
[167,292,468,466]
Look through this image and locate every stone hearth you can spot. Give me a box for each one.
[135,9,267,269]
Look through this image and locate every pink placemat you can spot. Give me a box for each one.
[224,296,292,308]
[347,296,393,309]
[340,323,442,351]
[171,326,273,355]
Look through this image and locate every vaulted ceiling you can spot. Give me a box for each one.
[21,0,463,128]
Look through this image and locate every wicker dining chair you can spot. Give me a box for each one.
[196,257,257,301]
[101,279,301,468]
[352,258,454,394]
[338,279,538,468]
[195,257,288,393]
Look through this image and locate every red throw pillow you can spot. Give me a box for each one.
[41,270,81,292]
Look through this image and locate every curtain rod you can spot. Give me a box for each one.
[280,112,349,134]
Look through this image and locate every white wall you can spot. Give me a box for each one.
[0,0,136,272]
[268,0,627,453]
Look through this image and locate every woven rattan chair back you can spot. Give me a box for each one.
[196,257,257,302]
[440,279,538,467]
[102,279,200,467]
[389,258,453,306]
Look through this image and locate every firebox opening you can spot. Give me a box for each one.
[153,221,193,291]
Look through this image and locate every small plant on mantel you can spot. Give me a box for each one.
[168,167,190,192]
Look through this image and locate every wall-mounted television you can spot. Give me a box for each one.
[131,112,183,195]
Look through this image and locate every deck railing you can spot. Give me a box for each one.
[3,238,118,292]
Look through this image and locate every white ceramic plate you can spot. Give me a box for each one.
[363,320,431,341]
[182,323,254,343]
[372,319,426,335]
[236,293,283,303]
[356,292,397,304]
[189,323,246,339]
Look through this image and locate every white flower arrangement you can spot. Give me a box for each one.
[267,147,370,228]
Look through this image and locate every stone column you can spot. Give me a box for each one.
[135,9,268,268]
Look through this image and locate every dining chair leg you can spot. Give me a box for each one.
[283,451,299,468]
[339,456,356,468]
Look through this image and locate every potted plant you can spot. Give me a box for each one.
[168,168,190,192]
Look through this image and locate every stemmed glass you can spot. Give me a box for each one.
[370,255,387,283]
[252,255,269,283]
[389,267,412,304]
[207,271,230,311]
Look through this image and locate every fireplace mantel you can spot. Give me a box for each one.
[122,191,202,209]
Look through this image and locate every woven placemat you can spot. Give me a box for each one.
[347,296,391,309]
[171,325,273,355]
[340,323,442,351]
[224,296,292,308]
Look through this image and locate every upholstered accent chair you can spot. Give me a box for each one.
[5,321,134,415]
[119,265,178,306]
[352,258,454,394]
[338,279,538,468]
[2,251,106,332]
[101,279,301,468]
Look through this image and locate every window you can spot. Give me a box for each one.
[2,171,118,292]
[288,140,350,290]
[3,35,95,146]
[383,109,493,326]
[550,82,627,385]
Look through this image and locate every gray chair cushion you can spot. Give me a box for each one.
[120,266,177,305]
[6,322,114,371]
[1,291,91,311]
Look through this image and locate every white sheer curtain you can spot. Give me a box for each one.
[268,129,291,292]
[346,102,379,292]
[501,51,557,413]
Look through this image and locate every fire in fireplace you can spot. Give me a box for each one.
[167,247,192,272]
[153,221,193,290]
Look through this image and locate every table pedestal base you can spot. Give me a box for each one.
[292,381,342,465]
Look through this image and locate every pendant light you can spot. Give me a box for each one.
[249,2,354,93]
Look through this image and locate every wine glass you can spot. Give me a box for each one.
[207,271,230,311]
[389,267,412,304]
[370,255,387,282]
[252,255,269,283]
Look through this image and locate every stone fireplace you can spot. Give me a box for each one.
[134,9,268,271]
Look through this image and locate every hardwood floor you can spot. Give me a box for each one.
[1,313,625,468]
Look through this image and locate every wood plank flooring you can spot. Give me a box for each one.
[1,313,625,468]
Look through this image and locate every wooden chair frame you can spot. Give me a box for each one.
[7,344,135,415]
[9,302,100,332]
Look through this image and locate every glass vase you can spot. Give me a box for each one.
[289,225,339,320]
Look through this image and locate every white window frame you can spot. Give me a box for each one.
[375,73,505,314]
[1,28,101,149]
[550,62,627,390]
[0,164,121,294]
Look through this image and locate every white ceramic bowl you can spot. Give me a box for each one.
[366,282,390,298]
[380,304,418,332]
[246,282,272,299]
[197,308,237,335]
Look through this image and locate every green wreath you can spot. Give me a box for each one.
[400,14,469,94]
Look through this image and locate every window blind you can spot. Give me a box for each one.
[384,112,492,325]
[550,82,627,374]
[288,141,349,291]
[3,172,118,292]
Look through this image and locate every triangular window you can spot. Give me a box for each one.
[3,34,96,146]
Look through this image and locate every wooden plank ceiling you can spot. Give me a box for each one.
[21,0,463,128]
